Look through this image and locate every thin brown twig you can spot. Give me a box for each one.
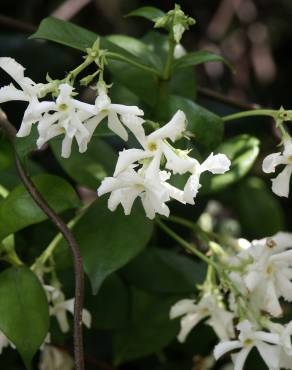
[197,86,261,111]
[0,14,36,33]
[0,110,85,370]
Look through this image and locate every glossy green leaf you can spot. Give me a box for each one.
[113,289,179,365]
[0,174,80,240]
[158,95,223,152]
[86,274,130,330]
[201,135,260,194]
[235,177,285,238]
[0,267,49,368]
[50,137,117,189]
[57,198,153,293]
[121,248,206,294]
[30,17,159,73]
[173,50,231,71]
[107,34,163,71]
[127,6,165,22]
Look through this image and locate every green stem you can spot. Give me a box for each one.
[67,56,95,81]
[31,214,81,271]
[107,52,161,76]
[222,109,276,122]
[155,218,217,269]
[163,35,175,80]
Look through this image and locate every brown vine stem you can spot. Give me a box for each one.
[0,110,85,370]
[197,87,262,111]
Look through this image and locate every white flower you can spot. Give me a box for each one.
[262,139,292,197]
[98,161,185,219]
[45,284,91,333]
[39,345,74,370]
[243,232,292,317]
[0,57,46,137]
[35,83,97,158]
[183,153,231,204]
[214,320,280,370]
[83,81,144,142]
[113,110,188,178]
[170,294,234,342]
[0,331,10,355]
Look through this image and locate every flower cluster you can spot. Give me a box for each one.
[171,232,292,370]
[0,57,231,219]
[98,110,231,218]
[0,58,144,158]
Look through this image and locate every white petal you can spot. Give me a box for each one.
[110,104,143,116]
[108,111,128,141]
[164,182,185,204]
[82,308,92,329]
[162,143,196,174]
[120,114,146,145]
[108,190,122,212]
[244,270,262,291]
[72,99,97,115]
[264,280,282,317]
[232,347,252,370]
[98,177,119,196]
[177,312,206,342]
[0,84,29,103]
[214,340,242,360]
[61,134,73,158]
[200,153,231,174]
[275,272,292,302]
[183,174,201,204]
[144,151,162,180]
[120,188,141,215]
[253,331,280,345]
[262,152,284,173]
[148,110,186,142]
[170,299,196,319]
[83,111,108,138]
[271,165,292,197]
[114,149,150,177]
[283,139,292,157]
[0,58,31,92]
[256,342,280,369]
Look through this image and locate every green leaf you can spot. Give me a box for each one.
[0,174,80,240]
[157,95,224,152]
[113,289,179,365]
[30,17,159,74]
[56,198,153,293]
[201,135,260,194]
[234,177,285,238]
[0,267,49,368]
[121,248,206,294]
[127,6,165,22]
[173,50,231,71]
[86,274,130,330]
[50,137,117,189]
[107,34,163,71]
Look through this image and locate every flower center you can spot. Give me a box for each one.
[58,103,69,112]
[147,142,158,151]
[135,184,144,191]
[288,155,292,163]
[243,338,254,347]
[266,264,273,275]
